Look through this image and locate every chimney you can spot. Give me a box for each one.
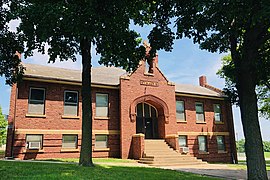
[199,76,207,87]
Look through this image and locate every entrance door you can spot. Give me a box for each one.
[136,103,158,139]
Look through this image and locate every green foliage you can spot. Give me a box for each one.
[237,139,270,153]
[258,86,270,119]
[0,1,24,85]
[218,55,270,119]
[236,139,245,153]
[0,161,217,180]
[0,106,7,145]
[263,141,270,152]
[8,0,147,71]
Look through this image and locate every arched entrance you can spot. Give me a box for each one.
[136,103,158,139]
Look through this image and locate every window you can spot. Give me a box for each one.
[178,136,187,147]
[26,135,43,150]
[217,136,225,151]
[195,102,204,121]
[176,101,185,121]
[62,135,78,149]
[28,88,45,115]
[95,135,108,149]
[214,104,222,122]
[198,136,207,152]
[96,93,108,117]
[64,91,78,116]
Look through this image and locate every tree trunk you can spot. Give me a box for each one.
[79,37,93,166]
[237,66,267,179]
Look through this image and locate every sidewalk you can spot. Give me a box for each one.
[160,164,270,180]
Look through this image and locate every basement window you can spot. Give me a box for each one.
[95,135,108,149]
[62,135,78,149]
[26,134,43,150]
[198,136,207,152]
[217,136,225,151]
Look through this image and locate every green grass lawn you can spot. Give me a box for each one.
[37,158,134,164]
[0,160,218,180]
[0,150,4,158]
[265,152,270,159]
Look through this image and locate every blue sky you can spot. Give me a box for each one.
[0,23,269,141]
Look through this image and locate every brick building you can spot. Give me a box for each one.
[5,56,237,163]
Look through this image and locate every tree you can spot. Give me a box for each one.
[145,0,270,179]
[0,106,7,146]
[5,0,148,166]
[218,55,270,120]
[0,1,24,85]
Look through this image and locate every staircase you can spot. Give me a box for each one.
[139,139,207,166]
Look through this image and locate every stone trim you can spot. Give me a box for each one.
[177,132,230,136]
[129,94,169,123]
[15,129,120,135]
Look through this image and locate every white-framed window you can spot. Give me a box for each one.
[64,91,79,116]
[176,101,185,121]
[217,136,225,151]
[198,136,207,152]
[178,135,187,147]
[95,135,108,149]
[26,134,43,150]
[96,93,108,117]
[28,88,45,115]
[214,104,222,122]
[195,102,205,122]
[62,135,78,149]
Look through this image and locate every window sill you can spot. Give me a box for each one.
[60,149,80,152]
[61,115,80,119]
[23,149,44,153]
[94,148,110,152]
[196,121,206,124]
[218,150,227,154]
[177,120,187,123]
[198,151,209,155]
[94,117,110,120]
[25,114,46,118]
[214,121,224,125]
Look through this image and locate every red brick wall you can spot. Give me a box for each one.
[6,65,236,163]
[132,134,145,160]
[8,80,120,159]
[175,96,235,163]
[120,61,178,159]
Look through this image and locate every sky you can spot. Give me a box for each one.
[0,22,270,141]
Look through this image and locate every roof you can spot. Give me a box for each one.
[175,84,225,97]
[23,63,225,98]
[23,63,126,86]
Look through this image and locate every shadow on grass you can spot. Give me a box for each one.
[0,160,217,180]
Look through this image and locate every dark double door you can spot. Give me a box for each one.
[136,103,158,139]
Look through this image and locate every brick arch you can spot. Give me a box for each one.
[130,94,169,124]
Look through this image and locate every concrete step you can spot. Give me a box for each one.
[148,161,207,166]
[139,139,207,167]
